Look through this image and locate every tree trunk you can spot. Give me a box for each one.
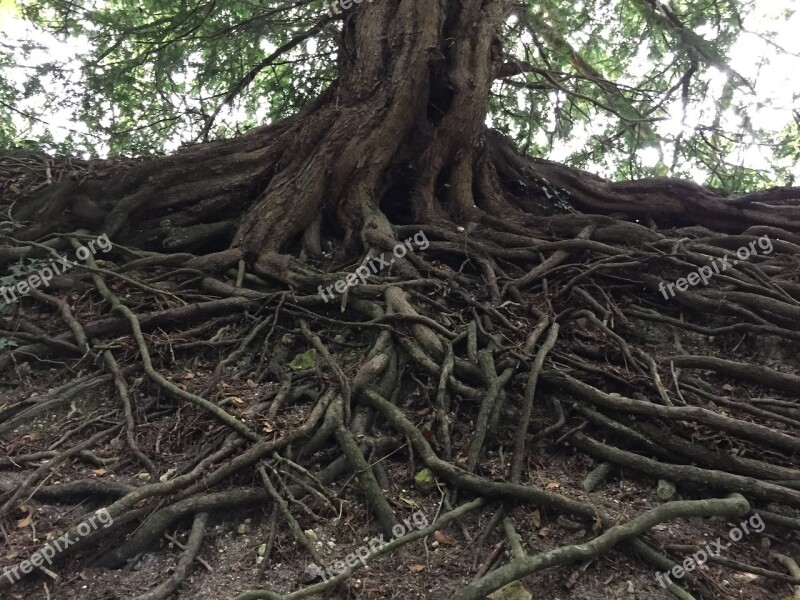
[11,2,800,266]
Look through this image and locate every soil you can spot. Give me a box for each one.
[1,358,795,600]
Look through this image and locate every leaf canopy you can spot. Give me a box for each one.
[1,0,798,192]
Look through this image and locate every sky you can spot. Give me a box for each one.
[1,1,98,145]
[1,0,798,186]
[496,0,800,184]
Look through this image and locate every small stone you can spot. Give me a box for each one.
[657,480,678,502]
[289,348,317,371]
[300,563,324,584]
[487,581,532,600]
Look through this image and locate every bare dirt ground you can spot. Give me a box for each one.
[2,244,800,600]
[2,348,798,600]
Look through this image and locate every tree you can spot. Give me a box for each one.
[1,1,800,598]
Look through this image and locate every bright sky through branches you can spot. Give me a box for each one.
[1,0,798,190]
[494,0,800,186]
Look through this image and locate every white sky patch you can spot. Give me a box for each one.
[527,0,800,183]
[638,146,661,168]
[2,15,101,155]
[516,90,526,111]
[260,39,277,55]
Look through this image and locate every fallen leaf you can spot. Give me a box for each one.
[399,495,418,508]
[407,564,425,573]
[434,530,454,545]
[531,509,541,527]
[91,468,107,477]
[592,516,603,532]
[566,568,582,589]
[16,514,32,529]
[545,480,561,490]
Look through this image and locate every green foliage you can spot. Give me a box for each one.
[0,256,51,288]
[288,348,316,371]
[4,0,336,155]
[0,54,20,147]
[0,0,797,191]
[492,0,799,190]
[0,337,19,349]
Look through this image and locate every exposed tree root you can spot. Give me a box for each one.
[3,148,800,598]
[133,512,209,600]
[453,495,750,600]
[232,498,487,600]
